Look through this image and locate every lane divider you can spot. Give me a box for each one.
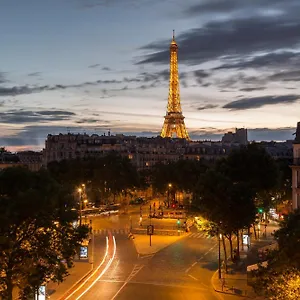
[64,236,109,300]
[76,236,117,299]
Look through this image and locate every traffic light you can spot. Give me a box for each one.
[258,208,263,213]
[177,219,181,226]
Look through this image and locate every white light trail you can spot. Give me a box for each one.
[76,236,117,299]
[64,236,109,300]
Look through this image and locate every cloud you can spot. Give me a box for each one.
[88,63,101,68]
[0,69,172,97]
[239,87,266,92]
[0,79,124,97]
[75,118,110,124]
[124,69,170,83]
[223,95,300,110]
[79,0,164,9]
[183,0,298,17]
[197,104,218,110]
[0,110,76,124]
[0,72,7,83]
[28,72,41,77]
[248,127,295,141]
[215,73,264,89]
[138,16,300,66]
[268,70,300,82]
[193,70,210,84]
[189,126,295,142]
[214,51,300,71]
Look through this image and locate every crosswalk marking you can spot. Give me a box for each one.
[93,228,130,235]
[188,232,214,239]
[187,232,238,241]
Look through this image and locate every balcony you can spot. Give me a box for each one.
[293,158,300,165]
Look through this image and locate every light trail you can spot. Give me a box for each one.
[76,236,117,299]
[64,236,109,300]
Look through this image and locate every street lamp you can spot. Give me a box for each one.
[167,183,172,208]
[78,187,83,226]
[218,230,222,279]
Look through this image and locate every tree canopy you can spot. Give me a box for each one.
[48,153,140,206]
[252,209,300,299]
[0,167,88,299]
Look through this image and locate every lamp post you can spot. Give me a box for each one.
[218,229,222,280]
[167,183,172,208]
[78,188,83,226]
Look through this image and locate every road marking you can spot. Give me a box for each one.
[76,236,117,299]
[185,259,200,273]
[111,259,120,275]
[64,236,109,300]
[188,274,198,281]
[110,264,144,300]
[97,279,125,283]
[203,244,217,257]
[128,280,207,291]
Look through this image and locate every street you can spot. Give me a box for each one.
[70,213,240,300]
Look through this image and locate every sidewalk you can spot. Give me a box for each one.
[47,260,92,300]
[132,234,185,255]
[211,235,275,299]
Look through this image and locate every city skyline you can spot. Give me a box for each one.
[1,0,300,151]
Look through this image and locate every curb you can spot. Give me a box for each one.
[210,269,251,298]
[132,233,186,256]
[57,263,94,300]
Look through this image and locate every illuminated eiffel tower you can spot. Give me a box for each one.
[160,30,190,140]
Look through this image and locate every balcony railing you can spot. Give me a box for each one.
[293,158,300,165]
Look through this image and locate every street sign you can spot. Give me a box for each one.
[147,225,154,235]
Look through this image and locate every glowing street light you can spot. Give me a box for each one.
[78,186,83,226]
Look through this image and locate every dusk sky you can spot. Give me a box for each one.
[1,0,300,151]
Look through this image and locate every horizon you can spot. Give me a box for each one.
[1,0,300,151]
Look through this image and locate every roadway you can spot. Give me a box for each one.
[70,215,239,300]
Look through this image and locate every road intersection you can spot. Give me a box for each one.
[57,211,240,300]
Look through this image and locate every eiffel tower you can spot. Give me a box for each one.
[160,30,190,140]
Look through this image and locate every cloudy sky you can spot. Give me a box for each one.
[1,0,300,151]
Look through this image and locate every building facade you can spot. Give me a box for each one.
[291,122,300,210]
[221,128,248,145]
[42,133,232,169]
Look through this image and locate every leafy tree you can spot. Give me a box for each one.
[151,159,208,196]
[252,209,300,298]
[0,167,88,299]
[217,143,278,192]
[48,153,140,206]
[253,268,300,300]
[272,208,300,268]
[194,169,256,259]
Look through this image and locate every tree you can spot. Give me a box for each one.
[272,208,300,268]
[253,268,300,300]
[252,209,300,298]
[0,167,88,299]
[194,169,256,259]
[217,143,278,193]
[48,153,140,207]
[151,159,208,198]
